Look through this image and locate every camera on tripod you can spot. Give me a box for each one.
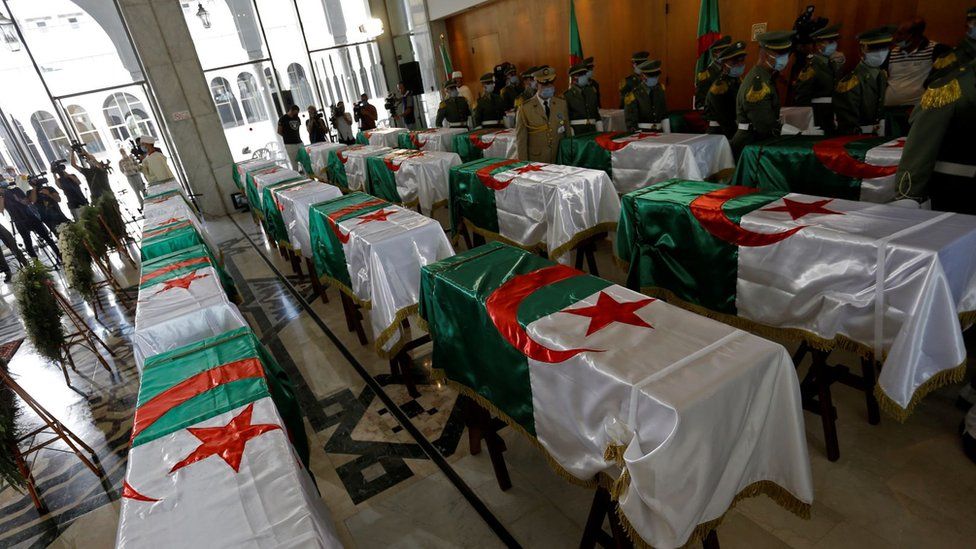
[129,138,145,160]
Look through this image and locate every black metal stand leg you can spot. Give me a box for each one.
[812,350,840,462]
[861,357,881,426]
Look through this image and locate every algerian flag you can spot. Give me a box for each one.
[569,0,584,66]
[357,127,408,147]
[397,128,467,153]
[556,131,735,193]
[232,158,277,190]
[439,33,453,80]
[118,329,335,547]
[449,158,620,263]
[365,149,462,215]
[140,243,238,302]
[272,180,343,258]
[617,179,976,418]
[695,0,721,77]
[262,178,312,247]
[248,167,304,221]
[419,241,813,549]
[144,180,183,198]
[325,144,391,191]
[302,142,347,179]
[452,129,518,163]
[141,220,210,262]
[731,135,904,202]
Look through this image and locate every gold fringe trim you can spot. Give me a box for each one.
[875,360,967,423]
[547,222,616,263]
[624,92,636,106]
[745,82,771,103]
[610,469,630,500]
[373,304,420,359]
[604,443,627,464]
[933,52,956,70]
[696,70,710,83]
[708,79,729,95]
[797,65,815,82]
[316,272,372,310]
[461,218,547,254]
[835,74,859,93]
[920,78,962,110]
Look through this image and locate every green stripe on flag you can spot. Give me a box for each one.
[355,131,369,145]
[569,0,583,66]
[262,178,307,245]
[296,146,313,176]
[326,149,350,190]
[365,156,403,204]
[309,192,390,290]
[141,225,206,262]
[695,0,721,76]
[396,133,419,150]
[453,132,485,163]
[440,35,453,79]
[448,158,530,237]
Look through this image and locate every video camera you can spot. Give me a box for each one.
[51,159,68,176]
[793,5,828,45]
[28,172,49,188]
[129,138,146,160]
[384,93,398,117]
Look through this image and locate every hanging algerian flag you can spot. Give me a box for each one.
[418,241,814,548]
[365,149,461,215]
[569,0,584,66]
[439,33,454,81]
[695,0,721,77]
[616,179,976,419]
[325,145,391,191]
[731,135,904,202]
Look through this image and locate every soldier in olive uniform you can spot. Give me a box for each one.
[618,51,649,108]
[563,63,601,135]
[929,7,976,83]
[704,41,747,140]
[694,35,732,110]
[436,80,471,129]
[516,66,542,108]
[516,67,571,163]
[894,59,976,213]
[795,24,842,134]
[731,31,795,158]
[473,73,507,129]
[500,64,523,111]
[584,57,601,106]
[624,59,668,132]
[834,26,895,135]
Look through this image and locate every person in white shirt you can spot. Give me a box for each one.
[885,18,951,106]
[118,147,144,207]
[139,136,175,186]
[452,70,476,110]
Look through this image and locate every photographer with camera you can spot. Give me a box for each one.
[330,102,355,144]
[0,178,61,264]
[51,160,89,221]
[306,106,331,144]
[70,144,113,201]
[353,94,378,132]
[28,171,71,237]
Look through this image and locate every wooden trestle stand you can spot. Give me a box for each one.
[47,281,116,385]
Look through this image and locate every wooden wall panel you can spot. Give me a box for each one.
[445,0,972,109]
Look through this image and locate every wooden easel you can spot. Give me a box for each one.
[81,240,134,312]
[47,281,116,385]
[1,368,106,514]
[97,214,137,269]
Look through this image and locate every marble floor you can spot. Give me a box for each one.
[1,210,974,548]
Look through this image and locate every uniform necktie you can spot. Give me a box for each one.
[544,99,551,119]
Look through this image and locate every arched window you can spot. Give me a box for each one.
[211,77,244,128]
[67,105,105,153]
[103,92,157,145]
[237,72,268,123]
[30,111,70,164]
[13,118,43,170]
[0,120,29,174]
[287,63,315,109]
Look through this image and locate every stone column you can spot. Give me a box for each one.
[118,0,236,216]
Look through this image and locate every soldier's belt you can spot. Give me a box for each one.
[637,122,662,130]
[811,97,833,104]
[570,119,596,125]
[737,122,751,130]
[708,121,720,127]
[860,124,878,134]
[481,119,500,125]
[935,161,976,178]
[449,122,468,128]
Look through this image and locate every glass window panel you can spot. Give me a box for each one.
[179,0,268,70]
[210,77,245,128]
[237,72,268,123]
[30,110,70,164]
[67,104,105,153]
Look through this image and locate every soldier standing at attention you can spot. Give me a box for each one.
[473,73,506,129]
[584,57,601,106]
[436,80,471,129]
[834,26,895,135]
[704,40,747,140]
[563,63,601,135]
[516,67,570,163]
[929,7,976,82]
[619,51,649,108]
[894,59,976,213]
[795,24,842,134]
[516,66,541,108]
[624,59,668,132]
[731,31,795,158]
[695,36,732,110]
[500,63,523,111]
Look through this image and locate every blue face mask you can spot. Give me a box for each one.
[772,53,790,71]
[586,69,594,79]
[864,49,889,68]
[644,76,659,88]
[821,42,838,56]
[483,84,494,94]
[448,89,459,98]
[577,74,590,86]
[508,75,518,85]
[727,64,744,78]
[968,24,976,40]
[539,86,555,99]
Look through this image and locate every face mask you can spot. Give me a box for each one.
[864,49,888,67]
[968,24,976,40]
[508,75,518,85]
[727,64,744,78]
[644,76,659,88]
[585,69,593,79]
[448,89,459,98]
[895,40,908,49]
[539,86,555,99]
[822,42,837,56]
[577,74,590,86]
[527,80,537,90]
[633,64,641,75]
[771,53,790,71]
[484,84,494,93]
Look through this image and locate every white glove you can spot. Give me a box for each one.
[595,120,605,132]
[889,198,921,209]
[780,123,802,136]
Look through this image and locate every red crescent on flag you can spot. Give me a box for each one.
[485,265,600,363]
[326,198,386,243]
[594,131,661,151]
[469,129,504,150]
[383,151,424,172]
[409,129,437,149]
[337,145,366,164]
[812,136,899,179]
[690,186,804,247]
[122,481,160,503]
[475,159,523,190]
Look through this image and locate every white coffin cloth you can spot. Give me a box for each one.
[599,108,627,132]
[304,142,348,179]
[338,206,454,353]
[117,398,342,549]
[737,197,976,416]
[340,145,391,191]
[859,138,904,203]
[384,150,462,215]
[133,265,247,370]
[470,129,517,159]
[487,163,621,263]
[235,159,278,183]
[141,195,219,255]
[145,180,183,197]
[611,133,735,194]
[249,167,305,199]
[526,286,812,549]
[363,127,408,148]
[411,127,468,153]
[779,106,815,131]
[273,180,343,257]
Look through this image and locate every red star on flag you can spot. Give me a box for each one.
[169,403,281,474]
[761,198,843,221]
[561,292,655,337]
[154,271,210,294]
[154,217,182,227]
[514,164,545,175]
[356,208,393,225]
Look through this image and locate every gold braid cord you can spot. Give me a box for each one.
[933,52,956,70]
[920,78,962,110]
[745,82,771,103]
[708,80,729,95]
[835,74,859,93]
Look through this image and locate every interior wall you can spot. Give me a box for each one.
[445,0,973,110]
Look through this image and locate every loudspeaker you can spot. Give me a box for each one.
[399,61,424,95]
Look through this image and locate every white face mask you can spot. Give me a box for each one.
[508,75,518,85]
[864,49,889,67]
[448,89,459,98]
[577,74,590,86]
[727,64,744,78]
[483,84,494,93]
[644,76,659,88]
[585,69,593,79]
[771,52,790,71]
[821,42,838,56]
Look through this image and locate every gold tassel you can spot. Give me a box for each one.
[920,78,962,110]
[835,74,859,93]
[696,70,710,83]
[745,82,771,103]
[797,65,815,82]
[603,444,627,464]
[624,92,637,105]
[709,80,729,95]
[610,469,630,499]
[933,52,956,70]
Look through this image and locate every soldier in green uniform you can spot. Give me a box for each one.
[731,31,795,158]
[894,59,976,213]
[435,80,471,128]
[795,23,842,134]
[619,51,649,108]
[704,40,746,140]
[584,57,601,106]
[929,7,976,82]
[499,63,523,111]
[562,63,601,135]
[624,59,668,132]
[834,26,895,135]
[516,66,541,108]
[694,35,731,110]
[473,72,507,129]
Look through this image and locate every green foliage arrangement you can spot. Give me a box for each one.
[79,206,109,257]
[58,223,96,303]
[0,358,25,491]
[13,261,65,363]
[96,195,127,242]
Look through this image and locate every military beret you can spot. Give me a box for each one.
[857,25,896,47]
[757,30,796,51]
[968,6,976,19]
[717,41,747,62]
[811,23,841,41]
[534,66,557,83]
[631,51,650,62]
[636,59,662,75]
[520,66,540,78]
[710,35,732,53]
[479,72,494,83]
[569,62,588,76]
[443,79,458,89]
[584,56,595,68]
